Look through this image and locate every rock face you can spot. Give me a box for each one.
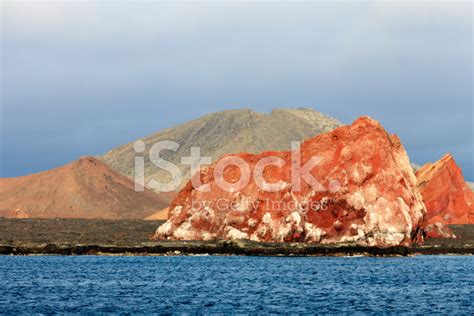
[154,117,426,247]
[416,154,474,226]
[99,108,342,191]
[0,157,172,219]
[423,223,455,239]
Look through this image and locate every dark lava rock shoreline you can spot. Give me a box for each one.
[1,239,474,256]
[0,219,473,256]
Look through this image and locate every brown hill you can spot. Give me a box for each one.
[144,207,170,221]
[0,157,171,219]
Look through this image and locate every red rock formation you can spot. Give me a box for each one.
[154,117,426,247]
[0,157,170,219]
[416,154,474,226]
[423,223,456,239]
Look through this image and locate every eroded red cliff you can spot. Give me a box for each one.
[154,117,426,247]
[416,154,474,228]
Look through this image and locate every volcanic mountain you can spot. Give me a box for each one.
[0,157,172,219]
[99,108,342,191]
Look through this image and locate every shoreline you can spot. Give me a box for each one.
[1,219,473,257]
[1,240,473,256]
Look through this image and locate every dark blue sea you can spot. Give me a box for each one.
[0,255,473,314]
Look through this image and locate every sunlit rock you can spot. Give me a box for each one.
[154,117,426,247]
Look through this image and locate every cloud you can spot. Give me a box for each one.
[1,1,472,179]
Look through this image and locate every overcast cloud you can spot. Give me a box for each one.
[1,1,472,180]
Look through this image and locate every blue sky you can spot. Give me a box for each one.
[1,1,472,180]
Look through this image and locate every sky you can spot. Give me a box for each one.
[1,1,472,180]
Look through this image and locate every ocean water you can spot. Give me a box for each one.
[0,255,473,314]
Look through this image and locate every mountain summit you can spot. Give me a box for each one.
[99,108,342,190]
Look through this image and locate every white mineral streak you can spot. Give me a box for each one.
[262,212,272,224]
[248,218,258,228]
[156,220,172,236]
[173,222,196,240]
[225,227,249,240]
[347,190,365,210]
[304,223,325,243]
